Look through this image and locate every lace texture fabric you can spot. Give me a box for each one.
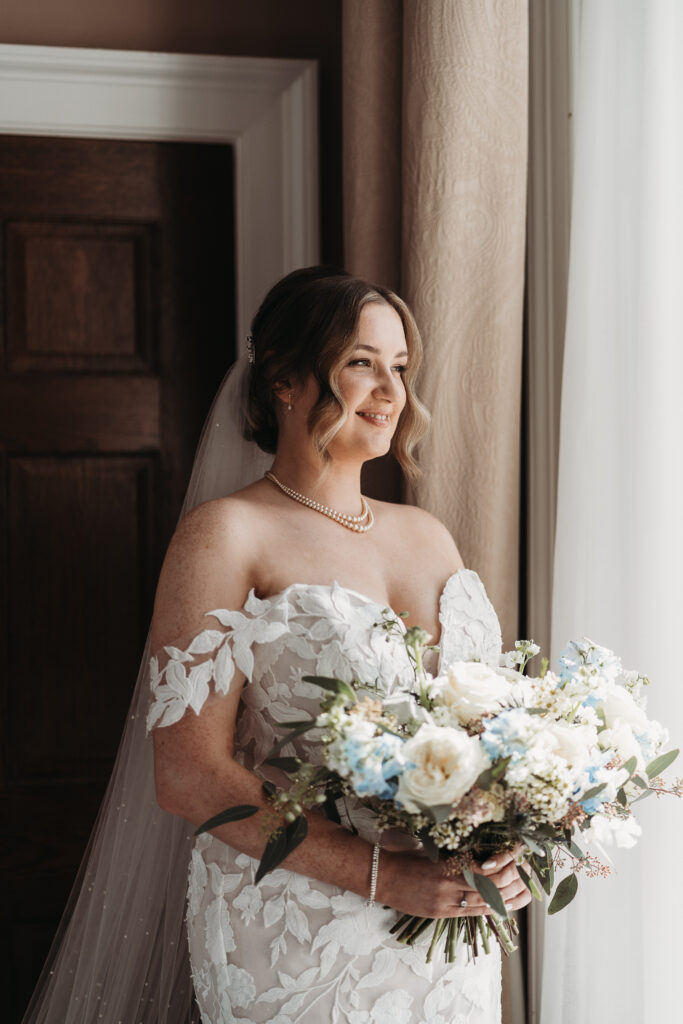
[148,568,503,1024]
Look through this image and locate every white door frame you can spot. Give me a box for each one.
[0,43,319,348]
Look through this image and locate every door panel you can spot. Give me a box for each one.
[0,134,235,1021]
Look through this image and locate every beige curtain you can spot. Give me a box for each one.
[343,0,527,652]
[343,1,528,1020]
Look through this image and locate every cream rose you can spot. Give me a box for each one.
[599,686,649,731]
[540,720,598,770]
[430,661,512,724]
[396,724,489,814]
[598,721,646,769]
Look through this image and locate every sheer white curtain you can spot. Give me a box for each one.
[541,2,683,1021]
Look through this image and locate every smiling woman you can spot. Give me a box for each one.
[25,266,523,1024]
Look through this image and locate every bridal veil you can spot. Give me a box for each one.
[22,356,270,1024]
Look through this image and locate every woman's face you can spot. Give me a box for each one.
[296,300,409,464]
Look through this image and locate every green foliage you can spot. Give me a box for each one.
[581,782,607,801]
[255,815,309,884]
[476,755,511,791]
[646,748,679,780]
[265,757,302,773]
[302,675,357,702]
[194,804,259,835]
[548,872,578,914]
[268,720,317,757]
[463,866,507,918]
[517,863,543,900]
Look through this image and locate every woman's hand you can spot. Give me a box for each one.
[377,845,533,918]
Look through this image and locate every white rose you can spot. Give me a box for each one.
[598,721,646,770]
[583,812,642,849]
[395,724,489,814]
[430,661,512,724]
[599,686,649,731]
[541,721,598,771]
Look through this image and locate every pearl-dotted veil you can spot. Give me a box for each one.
[22,356,269,1023]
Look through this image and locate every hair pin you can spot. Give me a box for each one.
[246,335,255,364]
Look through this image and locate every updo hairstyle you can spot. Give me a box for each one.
[244,266,430,480]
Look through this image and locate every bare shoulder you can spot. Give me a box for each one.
[372,499,466,572]
[150,494,261,651]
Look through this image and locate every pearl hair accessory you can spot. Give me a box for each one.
[264,471,375,532]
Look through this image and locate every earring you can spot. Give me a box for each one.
[287,391,293,412]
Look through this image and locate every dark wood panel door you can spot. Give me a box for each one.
[0,135,235,1022]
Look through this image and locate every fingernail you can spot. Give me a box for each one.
[481,860,496,870]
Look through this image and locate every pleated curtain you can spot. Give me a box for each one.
[343,0,528,655]
[342,2,529,1021]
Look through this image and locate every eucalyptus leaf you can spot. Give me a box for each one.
[581,782,607,801]
[302,675,357,702]
[471,871,508,919]
[521,835,545,857]
[631,775,649,789]
[273,719,316,729]
[194,804,259,835]
[632,788,655,803]
[517,864,543,901]
[428,803,456,825]
[255,814,309,883]
[265,756,302,773]
[268,721,317,757]
[322,792,341,824]
[476,755,511,791]
[646,748,680,780]
[548,872,578,915]
[616,787,627,807]
[420,833,440,863]
[530,853,552,896]
[462,867,476,889]
[621,756,638,778]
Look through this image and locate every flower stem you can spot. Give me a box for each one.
[426,919,447,963]
[486,913,518,956]
[477,915,491,955]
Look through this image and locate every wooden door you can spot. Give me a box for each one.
[0,135,235,1021]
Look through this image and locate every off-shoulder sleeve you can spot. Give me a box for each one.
[146,594,290,732]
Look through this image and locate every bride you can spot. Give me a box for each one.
[24,266,530,1024]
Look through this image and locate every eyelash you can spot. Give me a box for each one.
[348,358,407,374]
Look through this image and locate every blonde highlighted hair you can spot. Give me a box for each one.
[244,266,430,480]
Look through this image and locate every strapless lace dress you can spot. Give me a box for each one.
[147,569,503,1024]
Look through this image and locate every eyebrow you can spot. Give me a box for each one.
[355,344,409,358]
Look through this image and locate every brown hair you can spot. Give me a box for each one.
[244,266,430,480]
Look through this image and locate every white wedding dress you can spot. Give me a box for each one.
[147,568,503,1024]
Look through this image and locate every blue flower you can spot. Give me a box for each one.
[575,754,616,813]
[480,708,535,765]
[343,733,408,800]
[558,638,622,685]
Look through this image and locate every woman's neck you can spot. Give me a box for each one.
[267,453,365,518]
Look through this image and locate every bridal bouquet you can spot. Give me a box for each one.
[197,616,681,964]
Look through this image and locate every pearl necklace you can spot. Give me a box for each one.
[264,471,375,533]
